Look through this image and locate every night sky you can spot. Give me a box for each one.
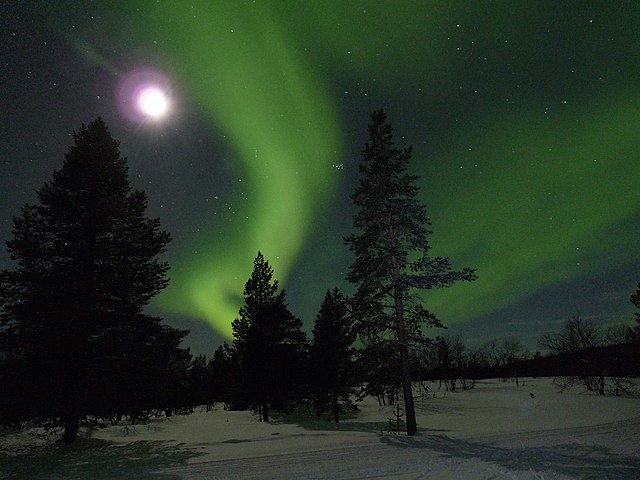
[2,1,639,355]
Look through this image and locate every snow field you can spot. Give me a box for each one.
[1,378,638,479]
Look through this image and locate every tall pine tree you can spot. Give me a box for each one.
[0,118,185,443]
[231,252,308,422]
[344,110,477,435]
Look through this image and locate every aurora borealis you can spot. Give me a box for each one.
[2,2,639,353]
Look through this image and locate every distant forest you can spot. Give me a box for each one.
[1,113,639,443]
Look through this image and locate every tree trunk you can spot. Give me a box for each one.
[62,353,83,444]
[387,242,417,436]
[394,294,417,436]
[63,406,80,444]
[332,390,339,423]
[399,342,416,435]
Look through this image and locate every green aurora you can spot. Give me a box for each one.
[3,2,640,346]
[126,2,344,337]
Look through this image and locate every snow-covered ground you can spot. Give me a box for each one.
[1,378,639,479]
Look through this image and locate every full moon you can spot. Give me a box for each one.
[137,87,169,119]
[116,68,175,124]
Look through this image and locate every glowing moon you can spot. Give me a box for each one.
[137,87,168,118]
[116,68,174,124]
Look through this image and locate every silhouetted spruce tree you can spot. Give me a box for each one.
[309,288,356,422]
[231,252,308,422]
[188,354,213,408]
[209,342,233,403]
[0,118,185,443]
[344,109,477,435]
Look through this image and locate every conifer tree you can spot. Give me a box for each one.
[344,109,477,435]
[0,118,184,442]
[209,343,233,403]
[309,288,355,422]
[231,252,308,422]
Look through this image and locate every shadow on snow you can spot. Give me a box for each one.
[379,424,640,480]
[0,438,206,480]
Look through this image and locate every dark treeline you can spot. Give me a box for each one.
[420,345,640,386]
[503,344,640,381]
[173,312,640,417]
[2,114,640,444]
[416,314,640,396]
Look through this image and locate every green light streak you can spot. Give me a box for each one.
[73,40,120,76]
[132,3,341,337]
[422,90,640,322]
